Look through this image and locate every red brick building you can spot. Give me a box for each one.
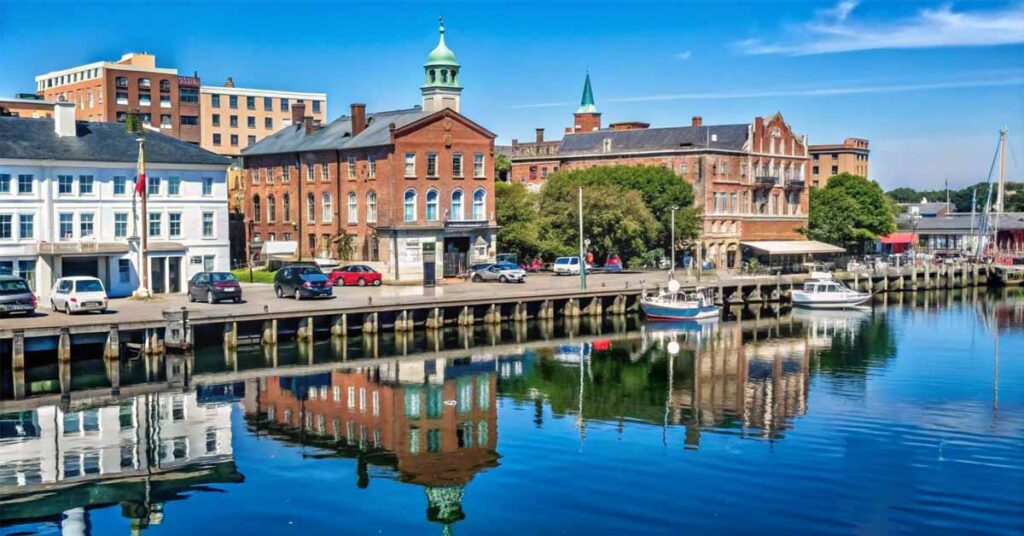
[507,75,812,268]
[35,53,201,144]
[242,21,497,281]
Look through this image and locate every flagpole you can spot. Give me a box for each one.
[135,135,151,297]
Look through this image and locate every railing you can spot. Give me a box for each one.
[755,176,778,187]
[444,219,489,228]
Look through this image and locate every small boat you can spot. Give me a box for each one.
[792,272,871,309]
[641,280,720,321]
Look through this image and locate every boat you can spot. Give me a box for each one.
[640,280,720,321]
[791,272,871,309]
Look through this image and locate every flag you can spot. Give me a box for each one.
[134,140,146,196]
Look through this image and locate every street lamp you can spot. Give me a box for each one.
[670,205,678,280]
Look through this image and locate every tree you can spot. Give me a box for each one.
[495,182,542,258]
[805,173,896,248]
[494,153,512,182]
[124,109,144,135]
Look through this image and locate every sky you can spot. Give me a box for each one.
[1,0,1022,190]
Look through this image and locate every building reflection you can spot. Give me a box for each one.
[244,355,522,533]
[0,391,240,534]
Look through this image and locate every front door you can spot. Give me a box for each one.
[151,258,166,294]
[168,257,181,293]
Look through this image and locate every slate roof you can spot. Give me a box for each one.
[0,116,229,166]
[241,107,430,157]
[913,212,1024,232]
[557,124,750,157]
[899,202,951,217]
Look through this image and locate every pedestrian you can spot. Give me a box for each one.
[585,251,594,266]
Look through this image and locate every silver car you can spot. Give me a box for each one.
[50,276,108,314]
[471,262,527,283]
[0,275,36,317]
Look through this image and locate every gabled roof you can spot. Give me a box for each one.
[557,124,749,157]
[0,117,229,165]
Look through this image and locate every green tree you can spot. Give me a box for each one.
[805,173,896,248]
[494,153,512,181]
[124,109,144,135]
[495,182,542,258]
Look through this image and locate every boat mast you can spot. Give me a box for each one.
[994,128,1008,259]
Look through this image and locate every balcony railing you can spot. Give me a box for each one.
[755,175,778,188]
[785,179,805,190]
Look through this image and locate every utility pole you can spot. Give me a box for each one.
[670,206,678,280]
[578,185,586,290]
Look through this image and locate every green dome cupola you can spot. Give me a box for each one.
[421,17,463,113]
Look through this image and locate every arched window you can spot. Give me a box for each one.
[348,192,358,224]
[322,193,333,223]
[429,69,436,83]
[267,195,276,223]
[366,191,377,223]
[426,188,439,221]
[404,189,417,222]
[451,189,464,221]
[283,193,291,222]
[307,192,315,223]
[252,195,261,223]
[472,188,486,221]
[441,70,448,84]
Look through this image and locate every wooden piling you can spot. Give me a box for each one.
[262,319,278,345]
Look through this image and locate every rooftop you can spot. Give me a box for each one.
[241,107,430,156]
[558,123,750,157]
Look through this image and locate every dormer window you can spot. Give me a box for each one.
[602,139,612,153]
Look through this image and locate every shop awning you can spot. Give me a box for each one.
[741,240,846,255]
[260,240,298,259]
[880,232,917,245]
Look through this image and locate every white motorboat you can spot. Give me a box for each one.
[641,280,720,320]
[792,272,871,309]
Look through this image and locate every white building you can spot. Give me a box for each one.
[0,102,230,302]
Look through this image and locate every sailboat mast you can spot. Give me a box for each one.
[997,128,1007,213]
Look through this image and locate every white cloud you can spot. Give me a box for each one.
[738,1,1024,55]
[674,50,692,61]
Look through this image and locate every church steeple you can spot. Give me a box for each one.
[570,71,601,133]
[422,17,463,113]
[577,71,597,113]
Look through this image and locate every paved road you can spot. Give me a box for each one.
[2,272,672,333]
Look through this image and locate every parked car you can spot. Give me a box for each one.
[329,265,383,287]
[188,271,242,304]
[50,276,108,314]
[0,275,36,317]
[471,262,527,283]
[274,265,333,300]
[552,257,592,275]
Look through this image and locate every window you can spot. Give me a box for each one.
[0,174,9,193]
[307,192,315,222]
[267,195,276,222]
[229,95,238,109]
[312,100,321,113]
[426,188,439,221]
[252,195,261,223]
[167,176,181,196]
[366,192,377,222]
[453,152,464,177]
[404,189,417,222]
[116,76,128,88]
[405,152,416,177]
[116,91,129,105]
[181,115,198,126]
[168,212,182,237]
[247,116,256,128]
[426,152,438,177]
[230,134,238,146]
[114,212,128,238]
[77,213,94,237]
[246,96,255,110]
[473,188,486,220]
[159,79,171,92]
[264,117,273,129]
[250,169,259,185]
[18,174,32,194]
[306,164,315,182]
[0,215,10,239]
[148,212,162,237]
[180,88,199,104]
[18,214,33,239]
[282,166,290,183]
[347,156,357,179]
[211,94,220,108]
[76,175,94,195]
[831,165,839,175]
[321,162,330,182]
[212,113,221,127]
[322,193,333,223]
[202,176,213,196]
[348,192,358,224]
[451,189,464,221]
[58,175,73,195]
[248,135,256,146]
[202,212,214,237]
[368,155,376,178]
[148,176,161,196]
[138,92,151,106]
[264,97,273,111]
[59,213,73,239]
[283,193,291,221]
[473,153,485,177]
[812,166,819,174]
[264,167,274,183]
[213,133,221,145]
[280,98,289,111]
[113,176,127,196]
[119,259,131,283]
[229,115,238,127]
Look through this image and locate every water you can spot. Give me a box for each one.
[2,291,1023,535]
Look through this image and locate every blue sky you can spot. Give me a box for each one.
[1,0,1022,190]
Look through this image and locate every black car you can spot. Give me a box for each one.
[188,272,242,304]
[274,265,333,300]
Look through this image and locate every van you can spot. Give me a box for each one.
[553,256,581,275]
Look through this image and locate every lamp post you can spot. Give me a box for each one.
[670,205,678,280]
[909,206,921,266]
[578,185,586,291]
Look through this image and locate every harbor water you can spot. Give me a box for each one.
[1,290,1022,534]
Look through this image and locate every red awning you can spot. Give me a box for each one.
[880,232,917,245]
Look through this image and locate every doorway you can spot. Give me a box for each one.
[443,237,470,277]
[62,257,99,278]
[151,258,166,294]
[168,257,182,293]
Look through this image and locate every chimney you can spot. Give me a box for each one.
[303,116,314,135]
[535,128,545,143]
[350,103,367,137]
[224,77,234,88]
[691,116,702,127]
[291,102,306,126]
[53,101,76,137]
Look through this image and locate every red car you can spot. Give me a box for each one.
[328,265,383,287]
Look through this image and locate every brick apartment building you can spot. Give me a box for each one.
[808,137,870,187]
[241,20,497,281]
[507,74,813,269]
[35,53,201,144]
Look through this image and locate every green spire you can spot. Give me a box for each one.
[425,17,460,68]
[577,71,596,114]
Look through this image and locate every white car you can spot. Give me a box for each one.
[50,276,108,314]
[552,256,592,275]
